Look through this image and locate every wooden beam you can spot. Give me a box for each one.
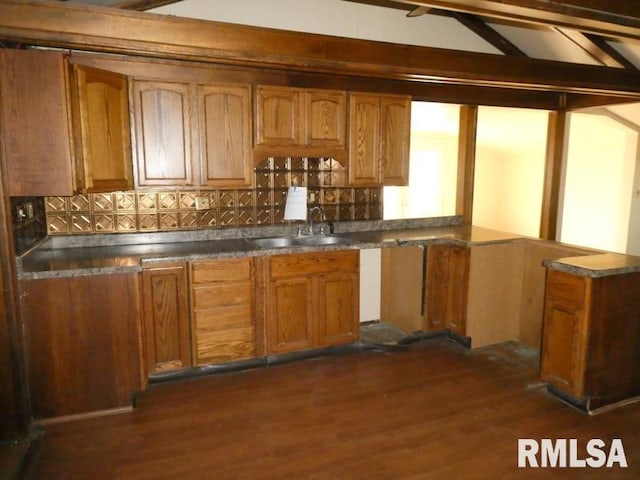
[112,0,182,10]
[1,1,640,100]
[393,0,640,41]
[539,110,567,240]
[555,28,638,70]
[456,105,478,225]
[449,11,527,56]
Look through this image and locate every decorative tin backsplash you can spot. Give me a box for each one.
[45,158,382,235]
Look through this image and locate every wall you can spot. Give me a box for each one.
[473,106,548,237]
[560,113,638,253]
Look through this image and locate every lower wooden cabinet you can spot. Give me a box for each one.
[20,273,143,419]
[260,250,359,355]
[541,268,640,412]
[424,244,469,336]
[189,258,256,365]
[141,261,191,375]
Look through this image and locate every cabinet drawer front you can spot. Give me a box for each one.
[193,282,252,309]
[546,269,586,306]
[192,258,252,284]
[194,305,253,331]
[195,326,255,365]
[269,251,358,278]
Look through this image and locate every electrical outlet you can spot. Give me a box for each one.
[195,195,210,211]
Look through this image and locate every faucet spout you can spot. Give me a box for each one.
[308,206,325,235]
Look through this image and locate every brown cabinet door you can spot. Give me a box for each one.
[266,276,315,354]
[424,244,469,336]
[72,65,133,192]
[0,49,74,196]
[317,271,359,346]
[348,94,381,185]
[132,80,194,186]
[380,95,411,186]
[197,84,253,187]
[540,299,587,397]
[255,86,302,146]
[21,274,142,419]
[540,270,589,397]
[141,263,191,374]
[304,90,346,148]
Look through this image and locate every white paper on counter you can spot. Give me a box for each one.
[284,186,308,220]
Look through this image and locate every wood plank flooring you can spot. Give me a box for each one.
[31,339,640,479]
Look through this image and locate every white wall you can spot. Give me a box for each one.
[473,107,548,237]
[560,113,639,254]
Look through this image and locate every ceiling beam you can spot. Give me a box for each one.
[110,0,181,10]
[393,0,640,41]
[448,12,527,56]
[2,0,640,101]
[555,28,637,70]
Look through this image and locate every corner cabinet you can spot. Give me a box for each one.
[131,80,252,188]
[540,268,640,412]
[141,261,191,375]
[259,250,359,355]
[20,273,143,420]
[348,93,411,186]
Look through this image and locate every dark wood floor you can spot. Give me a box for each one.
[31,339,640,479]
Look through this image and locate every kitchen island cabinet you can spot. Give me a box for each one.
[541,264,640,413]
[259,250,359,355]
[20,273,143,420]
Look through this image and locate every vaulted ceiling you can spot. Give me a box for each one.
[59,0,640,70]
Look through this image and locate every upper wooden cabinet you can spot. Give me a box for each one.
[70,64,133,192]
[254,85,347,149]
[305,90,347,147]
[197,84,253,187]
[132,80,252,188]
[132,80,194,187]
[349,93,411,186]
[0,48,75,196]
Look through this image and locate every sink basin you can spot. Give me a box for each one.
[295,235,351,246]
[250,235,352,249]
[250,237,299,249]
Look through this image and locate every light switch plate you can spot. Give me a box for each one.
[195,195,210,210]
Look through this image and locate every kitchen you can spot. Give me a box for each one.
[2,0,640,478]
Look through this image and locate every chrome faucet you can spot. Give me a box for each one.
[308,206,334,235]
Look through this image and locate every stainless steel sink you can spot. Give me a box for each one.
[249,235,352,249]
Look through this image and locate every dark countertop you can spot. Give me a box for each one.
[17,225,522,280]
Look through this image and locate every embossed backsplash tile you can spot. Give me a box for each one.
[45,157,382,235]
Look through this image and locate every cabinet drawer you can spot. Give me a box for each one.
[545,269,586,306]
[193,305,253,331]
[191,258,252,284]
[195,326,255,364]
[193,282,252,309]
[269,251,358,278]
